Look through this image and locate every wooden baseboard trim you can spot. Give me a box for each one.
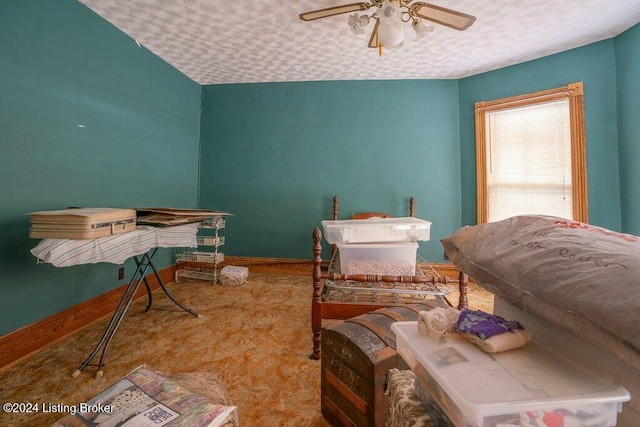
[222,256,324,275]
[223,255,459,277]
[0,265,174,372]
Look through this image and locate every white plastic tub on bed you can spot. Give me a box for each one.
[336,241,418,276]
[321,217,431,244]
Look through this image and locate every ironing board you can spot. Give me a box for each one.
[30,224,201,378]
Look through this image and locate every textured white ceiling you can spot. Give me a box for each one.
[78,0,640,85]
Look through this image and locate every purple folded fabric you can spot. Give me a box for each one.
[455,309,524,340]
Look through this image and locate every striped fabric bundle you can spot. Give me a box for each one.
[31,224,198,267]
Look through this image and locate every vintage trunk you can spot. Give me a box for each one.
[321,302,446,427]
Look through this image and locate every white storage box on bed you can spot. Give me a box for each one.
[321,217,431,244]
[336,241,418,275]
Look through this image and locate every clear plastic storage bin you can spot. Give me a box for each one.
[322,217,431,244]
[336,242,418,276]
[391,321,630,427]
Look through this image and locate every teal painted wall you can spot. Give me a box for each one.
[459,41,622,231]
[199,80,462,262]
[0,0,202,335]
[616,23,640,235]
[1,1,636,341]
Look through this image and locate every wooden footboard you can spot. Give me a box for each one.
[311,227,468,360]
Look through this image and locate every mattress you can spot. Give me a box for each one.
[440,215,640,370]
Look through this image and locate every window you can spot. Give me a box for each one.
[475,82,588,223]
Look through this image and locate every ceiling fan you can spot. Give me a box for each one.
[299,0,475,55]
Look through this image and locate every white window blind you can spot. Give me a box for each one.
[485,99,572,222]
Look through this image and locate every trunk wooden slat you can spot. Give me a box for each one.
[321,303,446,426]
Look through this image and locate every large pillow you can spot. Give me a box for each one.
[441,215,640,368]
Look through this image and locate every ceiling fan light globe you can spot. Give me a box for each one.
[348,13,370,35]
[378,21,404,48]
[413,20,434,40]
[379,0,401,25]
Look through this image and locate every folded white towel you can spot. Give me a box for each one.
[460,328,532,353]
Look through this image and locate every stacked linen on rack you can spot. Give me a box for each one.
[417,308,531,353]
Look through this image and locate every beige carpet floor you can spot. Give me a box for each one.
[0,273,493,426]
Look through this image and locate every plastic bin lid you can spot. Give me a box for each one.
[391,322,630,418]
[321,217,432,228]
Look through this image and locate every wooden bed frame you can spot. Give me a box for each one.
[310,196,468,360]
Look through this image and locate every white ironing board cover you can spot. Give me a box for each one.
[31,224,198,267]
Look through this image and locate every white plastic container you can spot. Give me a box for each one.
[391,321,630,427]
[336,242,418,275]
[321,217,431,244]
[219,265,249,286]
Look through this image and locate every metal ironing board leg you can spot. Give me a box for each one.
[135,249,155,312]
[71,253,150,378]
[146,252,200,317]
[136,249,200,317]
[72,248,200,378]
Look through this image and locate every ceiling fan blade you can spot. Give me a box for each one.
[299,2,371,21]
[368,19,380,48]
[410,2,476,30]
